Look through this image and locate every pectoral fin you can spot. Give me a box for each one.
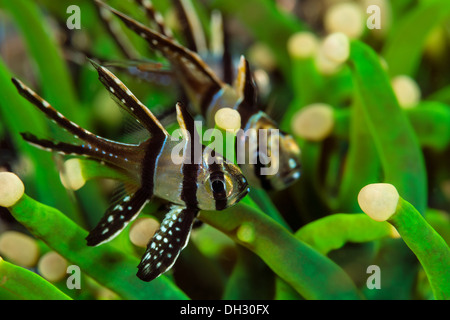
[86,188,150,246]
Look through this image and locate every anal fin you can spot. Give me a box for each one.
[137,205,198,281]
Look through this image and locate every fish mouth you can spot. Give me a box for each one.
[284,167,301,185]
[270,166,301,190]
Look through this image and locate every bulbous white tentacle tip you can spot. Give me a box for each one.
[287,31,319,59]
[314,33,349,76]
[215,107,241,132]
[236,222,255,243]
[129,217,160,248]
[0,231,40,267]
[322,32,350,64]
[291,103,335,141]
[60,158,85,191]
[391,75,421,109]
[38,251,69,283]
[358,183,399,222]
[248,43,277,71]
[0,172,25,207]
[324,2,364,39]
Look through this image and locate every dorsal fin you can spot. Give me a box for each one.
[236,56,257,106]
[173,0,208,55]
[210,10,234,85]
[94,1,139,59]
[235,56,259,125]
[175,102,198,142]
[89,59,168,138]
[176,102,202,165]
[95,0,223,114]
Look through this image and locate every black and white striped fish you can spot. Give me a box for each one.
[95,0,302,191]
[12,61,248,282]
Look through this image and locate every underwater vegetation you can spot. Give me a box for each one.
[0,0,449,301]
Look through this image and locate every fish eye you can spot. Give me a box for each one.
[211,179,226,194]
[206,173,234,199]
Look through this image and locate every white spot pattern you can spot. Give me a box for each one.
[137,206,197,281]
[87,191,148,247]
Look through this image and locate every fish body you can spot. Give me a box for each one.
[12,60,248,281]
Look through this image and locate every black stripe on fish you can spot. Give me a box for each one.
[221,16,234,85]
[136,102,202,281]
[211,171,227,211]
[208,150,228,211]
[86,63,170,245]
[181,162,199,209]
[176,102,201,209]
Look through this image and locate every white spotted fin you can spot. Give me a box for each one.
[86,189,149,246]
[137,205,198,282]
